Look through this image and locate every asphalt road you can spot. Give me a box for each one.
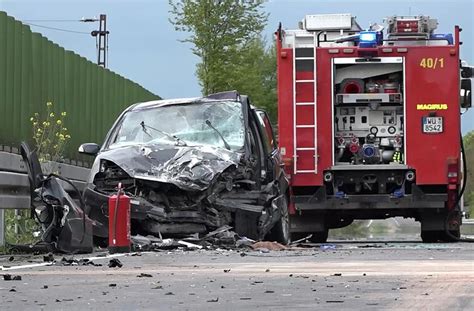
[1,239,473,311]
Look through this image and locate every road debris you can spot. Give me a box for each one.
[43,253,54,262]
[57,257,102,267]
[3,274,22,281]
[108,259,123,268]
[207,298,219,302]
[290,234,313,245]
[251,241,288,251]
[137,273,153,278]
[130,226,274,252]
[177,241,203,249]
[320,244,337,250]
[358,244,383,248]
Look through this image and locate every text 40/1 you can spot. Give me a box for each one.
[419,58,444,69]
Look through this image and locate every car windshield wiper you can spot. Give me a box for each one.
[205,120,231,150]
[140,121,187,146]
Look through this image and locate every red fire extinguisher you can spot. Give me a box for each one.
[108,183,131,253]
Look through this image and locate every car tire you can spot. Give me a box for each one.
[268,196,290,245]
[93,236,108,248]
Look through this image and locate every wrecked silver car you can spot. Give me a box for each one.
[80,91,290,244]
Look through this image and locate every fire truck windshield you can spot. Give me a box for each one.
[109,101,245,151]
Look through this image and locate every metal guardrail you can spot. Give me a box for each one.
[0,151,90,246]
[462,219,474,236]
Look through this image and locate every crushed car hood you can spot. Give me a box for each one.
[99,144,241,191]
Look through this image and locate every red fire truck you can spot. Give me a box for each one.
[276,14,473,242]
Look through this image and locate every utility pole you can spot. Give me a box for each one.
[90,14,109,68]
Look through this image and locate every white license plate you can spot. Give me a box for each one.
[423,117,443,133]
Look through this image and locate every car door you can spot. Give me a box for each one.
[254,109,282,184]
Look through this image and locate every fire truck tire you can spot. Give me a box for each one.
[421,229,460,243]
[421,210,461,243]
[267,196,290,245]
[421,231,441,243]
[441,229,461,242]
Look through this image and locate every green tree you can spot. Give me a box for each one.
[169,1,275,117]
[226,37,277,120]
[463,130,474,217]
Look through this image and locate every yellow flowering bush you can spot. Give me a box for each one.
[30,101,71,163]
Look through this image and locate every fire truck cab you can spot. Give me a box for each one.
[276,14,472,242]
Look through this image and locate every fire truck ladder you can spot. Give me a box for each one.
[293,32,317,174]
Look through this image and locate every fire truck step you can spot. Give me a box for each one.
[295,170,317,173]
[295,102,316,106]
[296,147,316,151]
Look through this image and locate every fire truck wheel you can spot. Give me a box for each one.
[421,210,461,243]
[422,228,460,243]
[440,228,461,242]
[421,231,441,243]
[267,196,290,245]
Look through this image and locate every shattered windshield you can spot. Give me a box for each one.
[109,101,245,151]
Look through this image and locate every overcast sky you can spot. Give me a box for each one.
[1,0,473,132]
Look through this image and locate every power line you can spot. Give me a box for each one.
[23,22,90,35]
[22,19,82,22]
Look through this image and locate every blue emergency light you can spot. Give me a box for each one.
[358,31,382,48]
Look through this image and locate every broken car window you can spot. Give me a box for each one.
[109,101,245,151]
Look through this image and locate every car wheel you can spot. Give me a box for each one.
[268,196,290,245]
[93,236,108,248]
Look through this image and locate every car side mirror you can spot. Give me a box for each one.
[78,143,100,156]
[461,66,473,78]
[461,79,472,108]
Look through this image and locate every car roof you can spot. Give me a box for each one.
[130,97,241,111]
